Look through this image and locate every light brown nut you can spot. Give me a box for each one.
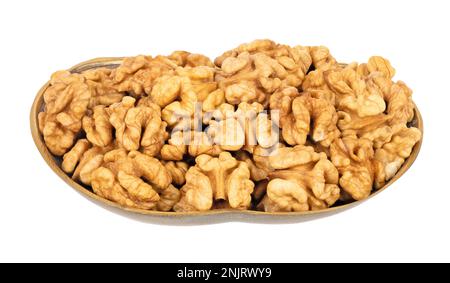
[160,131,186,161]
[301,46,340,105]
[161,77,198,126]
[150,75,181,108]
[112,55,178,96]
[236,102,269,152]
[325,63,386,117]
[164,161,189,186]
[139,103,168,157]
[173,167,213,212]
[221,56,249,74]
[177,70,217,105]
[107,96,136,143]
[103,148,136,175]
[187,131,223,157]
[168,51,214,67]
[337,111,393,148]
[202,89,225,112]
[224,81,259,105]
[235,151,269,182]
[174,152,254,211]
[255,112,279,149]
[159,66,218,127]
[386,81,414,126]
[252,143,285,175]
[327,56,407,128]
[226,162,254,209]
[38,118,77,156]
[122,106,156,150]
[62,139,91,173]
[91,167,160,210]
[103,149,171,190]
[359,57,394,100]
[89,93,124,109]
[373,126,421,188]
[281,94,340,147]
[259,145,340,212]
[269,87,300,128]
[330,136,375,200]
[208,118,245,151]
[215,39,312,106]
[128,151,172,190]
[38,71,92,155]
[195,152,239,200]
[82,105,113,147]
[117,171,160,205]
[309,46,337,70]
[260,179,309,212]
[83,68,124,107]
[79,155,104,185]
[108,96,167,156]
[71,145,113,184]
[88,149,176,211]
[268,145,323,169]
[157,184,181,212]
[215,39,275,66]
[367,56,395,79]
[205,102,276,152]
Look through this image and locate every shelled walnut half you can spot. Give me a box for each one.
[174,152,254,211]
[259,145,340,212]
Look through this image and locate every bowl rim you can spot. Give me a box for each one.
[30,57,424,218]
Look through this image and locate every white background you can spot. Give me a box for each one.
[0,0,449,263]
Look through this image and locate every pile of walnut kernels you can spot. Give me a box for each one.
[38,39,422,212]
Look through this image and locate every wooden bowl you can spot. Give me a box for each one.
[30,57,424,219]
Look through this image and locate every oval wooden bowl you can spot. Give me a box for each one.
[30,57,424,220]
